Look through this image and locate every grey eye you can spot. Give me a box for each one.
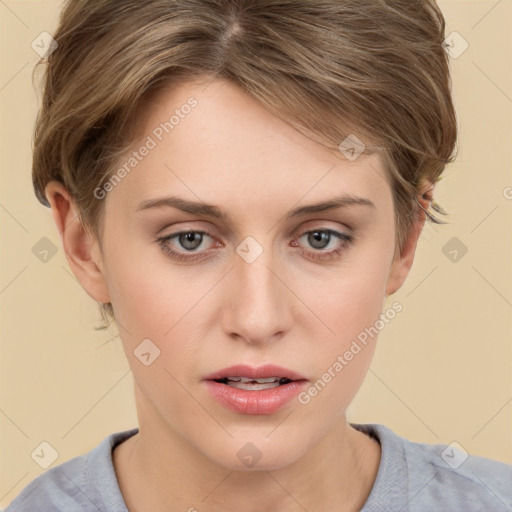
[178,232,204,250]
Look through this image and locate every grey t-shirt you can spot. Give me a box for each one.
[4,423,512,511]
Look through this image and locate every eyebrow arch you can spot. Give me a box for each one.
[136,194,375,223]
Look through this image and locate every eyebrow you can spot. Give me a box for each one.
[136,194,375,223]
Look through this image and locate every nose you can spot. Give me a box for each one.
[220,243,294,345]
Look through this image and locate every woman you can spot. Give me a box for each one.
[7,1,511,510]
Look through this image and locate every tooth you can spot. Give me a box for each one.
[238,377,280,383]
[226,381,281,390]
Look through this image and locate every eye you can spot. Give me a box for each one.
[157,230,218,262]
[156,227,353,263]
[292,229,353,262]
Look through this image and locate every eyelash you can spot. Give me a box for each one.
[156,228,354,263]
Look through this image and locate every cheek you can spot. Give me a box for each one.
[309,234,394,336]
[102,235,224,379]
[105,254,207,340]
[294,297,380,425]
[306,268,386,363]
[294,238,394,409]
[101,247,212,410]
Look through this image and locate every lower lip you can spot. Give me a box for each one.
[203,380,308,415]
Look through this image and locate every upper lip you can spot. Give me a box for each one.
[203,364,307,381]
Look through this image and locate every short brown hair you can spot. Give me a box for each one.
[32,0,457,316]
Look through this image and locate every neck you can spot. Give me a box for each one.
[113,398,380,512]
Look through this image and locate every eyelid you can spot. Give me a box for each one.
[155,220,218,237]
[156,225,355,267]
[292,219,353,238]
[292,228,353,251]
[158,228,220,248]
[157,220,351,244]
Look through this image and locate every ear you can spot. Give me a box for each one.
[385,183,434,296]
[45,180,111,304]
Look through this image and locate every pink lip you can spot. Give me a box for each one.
[202,364,307,381]
[202,364,308,415]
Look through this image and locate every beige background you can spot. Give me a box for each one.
[1,0,511,508]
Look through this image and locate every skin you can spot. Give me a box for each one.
[46,76,430,512]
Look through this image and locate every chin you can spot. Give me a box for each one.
[199,434,308,472]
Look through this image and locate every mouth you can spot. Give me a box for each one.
[202,364,308,415]
[212,376,294,390]
[203,363,307,385]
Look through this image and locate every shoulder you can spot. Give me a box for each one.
[403,431,512,510]
[353,422,512,512]
[5,451,90,512]
[4,428,138,512]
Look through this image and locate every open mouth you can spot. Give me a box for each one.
[204,365,308,414]
[213,376,293,390]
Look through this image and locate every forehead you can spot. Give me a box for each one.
[106,77,392,220]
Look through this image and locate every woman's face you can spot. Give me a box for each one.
[93,77,410,469]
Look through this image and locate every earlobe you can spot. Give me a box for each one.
[385,184,433,296]
[45,180,111,304]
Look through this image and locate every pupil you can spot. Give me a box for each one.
[180,232,202,250]
[309,231,329,249]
